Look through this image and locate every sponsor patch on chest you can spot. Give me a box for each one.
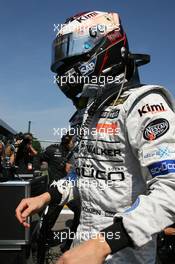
[96,122,119,135]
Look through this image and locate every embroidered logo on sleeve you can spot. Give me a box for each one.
[143,118,169,141]
[148,160,175,177]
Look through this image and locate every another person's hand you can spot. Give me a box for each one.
[27,143,38,156]
[15,192,51,228]
[65,162,72,173]
[57,234,111,264]
[164,227,175,236]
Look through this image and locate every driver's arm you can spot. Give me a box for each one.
[15,192,51,227]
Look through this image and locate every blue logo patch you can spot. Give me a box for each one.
[79,57,96,76]
[157,147,173,158]
[148,160,175,177]
[144,146,175,160]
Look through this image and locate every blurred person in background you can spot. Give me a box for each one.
[157,224,175,264]
[15,133,38,174]
[40,134,72,184]
[14,132,24,153]
[5,138,15,166]
[0,141,5,175]
[39,133,80,252]
[0,140,14,180]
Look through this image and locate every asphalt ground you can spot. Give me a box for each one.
[42,209,74,264]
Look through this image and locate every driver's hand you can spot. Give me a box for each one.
[15,192,51,228]
[164,227,175,236]
[56,234,111,264]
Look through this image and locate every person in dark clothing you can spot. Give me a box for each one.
[157,224,175,264]
[0,141,5,175]
[39,133,80,252]
[40,143,67,184]
[0,141,15,181]
[39,134,72,241]
[15,133,38,174]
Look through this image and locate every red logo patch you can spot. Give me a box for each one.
[96,122,119,134]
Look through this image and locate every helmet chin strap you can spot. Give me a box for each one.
[72,51,150,109]
[94,52,150,130]
[95,65,127,117]
[108,65,127,107]
[80,72,126,99]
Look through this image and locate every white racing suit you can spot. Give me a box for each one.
[52,84,175,264]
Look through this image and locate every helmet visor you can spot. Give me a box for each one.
[51,32,102,73]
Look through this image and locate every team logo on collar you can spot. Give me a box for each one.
[138,103,166,117]
[110,96,129,106]
[99,109,120,119]
[143,118,169,141]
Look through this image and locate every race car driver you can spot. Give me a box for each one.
[16,11,175,264]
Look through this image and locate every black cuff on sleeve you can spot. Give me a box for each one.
[48,186,62,204]
[101,217,133,254]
